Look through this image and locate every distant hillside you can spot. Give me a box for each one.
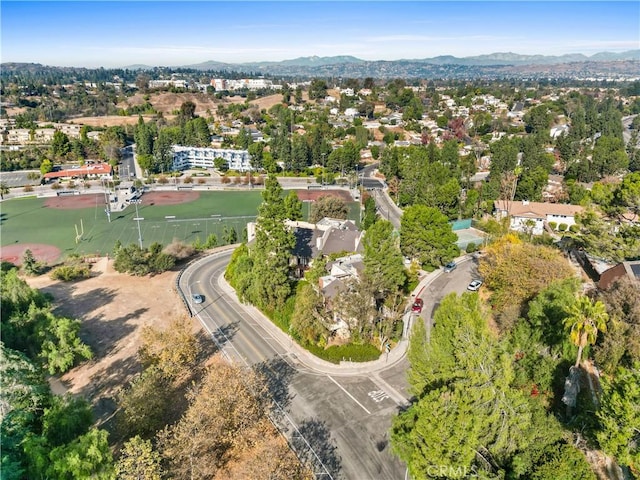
[4,50,640,81]
[415,50,640,66]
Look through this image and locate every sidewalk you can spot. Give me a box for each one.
[212,256,448,376]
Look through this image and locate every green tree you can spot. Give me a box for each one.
[308,79,328,100]
[0,345,51,478]
[41,395,93,447]
[46,428,114,479]
[249,175,296,309]
[564,296,608,367]
[592,135,629,177]
[39,314,93,374]
[399,205,459,269]
[40,159,54,175]
[283,190,303,221]
[22,249,39,276]
[392,293,577,479]
[363,220,405,297]
[309,195,349,223]
[290,282,328,346]
[596,364,640,472]
[50,130,71,159]
[361,196,377,230]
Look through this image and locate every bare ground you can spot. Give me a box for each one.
[25,256,199,428]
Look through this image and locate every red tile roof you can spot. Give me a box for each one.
[495,200,584,218]
[44,163,112,179]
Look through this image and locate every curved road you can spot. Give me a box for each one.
[180,248,481,479]
[180,250,407,480]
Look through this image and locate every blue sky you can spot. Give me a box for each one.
[2,1,639,67]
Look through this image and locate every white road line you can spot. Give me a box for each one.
[327,375,371,415]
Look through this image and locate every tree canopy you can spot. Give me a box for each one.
[399,205,459,269]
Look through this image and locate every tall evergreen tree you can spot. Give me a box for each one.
[249,175,296,309]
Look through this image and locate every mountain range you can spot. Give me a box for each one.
[170,50,640,70]
[3,51,638,81]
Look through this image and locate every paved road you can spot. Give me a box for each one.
[372,190,403,229]
[181,251,407,480]
[180,249,480,479]
[622,114,638,146]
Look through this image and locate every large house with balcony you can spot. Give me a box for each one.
[494,200,584,235]
[172,146,251,172]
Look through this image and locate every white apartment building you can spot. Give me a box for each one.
[210,78,282,91]
[172,146,251,172]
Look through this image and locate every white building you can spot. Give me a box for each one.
[172,146,251,172]
[494,200,584,235]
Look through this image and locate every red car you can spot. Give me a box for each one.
[411,298,424,313]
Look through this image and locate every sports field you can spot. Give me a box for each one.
[1,189,359,263]
[1,191,264,261]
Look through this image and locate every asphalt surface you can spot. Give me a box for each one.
[179,248,481,480]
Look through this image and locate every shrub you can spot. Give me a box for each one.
[232,176,241,184]
[197,178,206,184]
[50,264,91,281]
[252,175,264,185]
[569,224,579,233]
[183,176,193,184]
[305,342,381,364]
[221,176,231,184]
[67,181,76,189]
[162,241,195,260]
[51,183,62,190]
[23,185,34,192]
[558,223,568,232]
[465,242,478,253]
[548,221,557,230]
[83,181,91,189]
[157,176,169,185]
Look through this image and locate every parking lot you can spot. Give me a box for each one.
[0,170,39,188]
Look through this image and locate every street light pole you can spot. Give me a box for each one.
[133,200,143,248]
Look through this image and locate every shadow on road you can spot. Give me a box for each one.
[291,418,342,479]
[254,357,296,410]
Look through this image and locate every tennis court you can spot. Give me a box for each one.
[455,228,487,251]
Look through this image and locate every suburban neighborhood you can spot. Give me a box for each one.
[1,2,639,479]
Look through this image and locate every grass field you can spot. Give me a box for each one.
[1,191,360,260]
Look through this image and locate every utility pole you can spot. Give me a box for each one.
[133,200,143,248]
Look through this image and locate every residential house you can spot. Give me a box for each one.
[598,261,640,290]
[494,200,584,235]
[247,218,364,277]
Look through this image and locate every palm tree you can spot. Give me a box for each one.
[564,296,609,367]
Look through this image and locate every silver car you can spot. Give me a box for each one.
[467,280,482,291]
[192,294,204,304]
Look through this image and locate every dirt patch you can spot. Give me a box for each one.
[67,116,150,128]
[293,189,354,202]
[1,243,62,265]
[117,92,219,117]
[24,256,201,426]
[141,190,200,206]
[44,193,106,209]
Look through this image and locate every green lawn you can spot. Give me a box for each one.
[1,191,360,260]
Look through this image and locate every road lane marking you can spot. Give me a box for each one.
[327,375,371,414]
[367,390,390,403]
